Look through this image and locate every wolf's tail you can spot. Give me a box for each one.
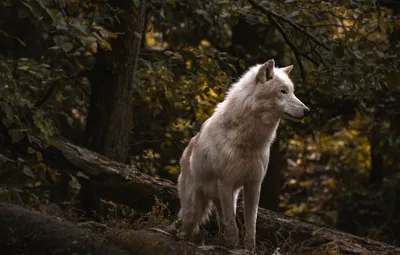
[179,133,198,175]
[177,133,213,239]
[178,133,198,217]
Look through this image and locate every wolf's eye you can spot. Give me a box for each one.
[280,90,287,94]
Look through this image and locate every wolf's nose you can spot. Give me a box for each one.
[303,107,310,116]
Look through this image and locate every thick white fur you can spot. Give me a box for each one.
[177,59,309,250]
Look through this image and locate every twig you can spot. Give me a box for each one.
[267,14,307,86]
[313,50,328,69]
[300,24,351,28]
[34,80,59,108]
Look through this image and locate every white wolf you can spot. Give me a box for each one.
[177,59,309,250]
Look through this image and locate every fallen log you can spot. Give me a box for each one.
[0,202,128,255]
[0,202,244,255]
[253,207,400,255]
[47,139,400,255]
[47,139,180,214]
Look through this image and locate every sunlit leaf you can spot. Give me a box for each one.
[108,31,118,39]
[36,151,43,162]
[26,181,41,188]
[47,167,59,182]
[77,171,89,179]
[75,61,85,69]
[99,40,112,50]
[89,42,97,53]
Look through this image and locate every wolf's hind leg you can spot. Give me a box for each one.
[180,189,211,243]
[213,199,225,241]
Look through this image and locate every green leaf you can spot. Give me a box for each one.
[69,174,81,190]
[53,13,68,31]
[53,35,70,48]
[61,42,74,53]
[17,157,26,163]
[228,64,236,72]
[8,129,25,143]
[0,154,12,163]
[1,103,13,118]
[2,117,13,128]
[238,59,246,70]
[23,165,35,178]
[79,36,97,48]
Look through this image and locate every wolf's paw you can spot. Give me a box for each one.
[223,239,238,249]
[221,233,239,249]
[243,234,256,251]
[164,219,182,235]
[176,229,189,240]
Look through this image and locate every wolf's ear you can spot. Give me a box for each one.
[281,65,293,74]
[256,59,275,83]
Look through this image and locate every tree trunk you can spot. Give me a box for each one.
[84,1,147,163]
[369,117,383,185]
[259,137,282,211]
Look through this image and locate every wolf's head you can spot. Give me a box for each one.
[252,59,310,122]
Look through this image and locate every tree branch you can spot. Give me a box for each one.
[247,0,330,51]
[267,14,307,85]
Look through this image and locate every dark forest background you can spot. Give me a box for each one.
[1,0,400,253]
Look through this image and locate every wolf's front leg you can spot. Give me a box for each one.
[243,180,262,250]
[217,180,239,248]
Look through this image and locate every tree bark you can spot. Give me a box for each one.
[84,1,147,163]
[0,203,129,255]
[45,139,400,255]
[253,206,400,255]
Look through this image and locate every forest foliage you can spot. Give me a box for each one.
[1,0,400,246]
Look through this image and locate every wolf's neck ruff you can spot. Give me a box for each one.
[214,66,280,150]
[218,102,279,150]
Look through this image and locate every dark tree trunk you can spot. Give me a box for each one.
[369,117,383,185]
[84,1,147,163]
[259,138,282,211]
